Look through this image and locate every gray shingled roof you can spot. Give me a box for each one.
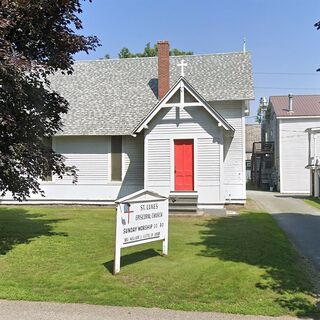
[51,52,254,135]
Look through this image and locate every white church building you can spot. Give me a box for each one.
[2,41,254,209]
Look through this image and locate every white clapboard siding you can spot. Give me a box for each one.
[197,138,220,185]
[56,153,109,184]
[123,135,144,185]
[214,102,243,185]
[54,136,109,154]
[146,139,170,186]
[145,101,245,203]
[280,118,320,193]
[53,136,109,184]
[211,101,245,201]
[146,106,220,137]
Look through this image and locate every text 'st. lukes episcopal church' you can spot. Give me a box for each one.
[3,41,254,208]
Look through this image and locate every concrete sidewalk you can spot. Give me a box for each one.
[0,300,305,320]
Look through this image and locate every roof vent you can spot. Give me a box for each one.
[288,93,293,112]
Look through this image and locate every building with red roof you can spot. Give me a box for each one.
[264,94,320,194]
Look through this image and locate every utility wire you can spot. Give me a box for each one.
[254,72,320,76]
[254,86,320,90]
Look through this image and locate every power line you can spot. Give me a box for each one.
[254,72,320,76]
[254,86,320,90]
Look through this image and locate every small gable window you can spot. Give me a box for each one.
[111,136,122,181]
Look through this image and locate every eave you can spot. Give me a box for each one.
[132,77,234,134]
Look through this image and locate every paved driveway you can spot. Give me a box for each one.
[248,190,320,272]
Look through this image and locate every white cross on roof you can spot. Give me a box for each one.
[177,59,188,77]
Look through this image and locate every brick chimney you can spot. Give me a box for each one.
[157,40,170,99]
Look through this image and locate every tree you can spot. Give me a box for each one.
[0,0,99,200]
[117,42,193,58]
[118,47,132,59]
[256,99,270,124]
[256,105,262,124]
[170,48,193,56]
[143,42,157,57]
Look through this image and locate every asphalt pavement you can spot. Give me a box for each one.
[0,300,304,320]
[248,190,320,272]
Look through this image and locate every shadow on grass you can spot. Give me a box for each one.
[103,249,160,274]
[0,207,68,255]
[307,197,320,205]
[189,211,319,318]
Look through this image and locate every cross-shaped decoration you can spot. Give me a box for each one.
[123,203,133,224]
[177,59,188,77]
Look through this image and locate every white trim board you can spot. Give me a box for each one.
[279,119,283,192]
[133,77,234,134]
[0,200,116,205]
[242,102,246,200]
[277,116,320,119]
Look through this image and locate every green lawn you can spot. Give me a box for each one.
[304,197,320,210]
[0,206,317,317]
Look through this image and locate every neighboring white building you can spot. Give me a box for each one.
[2,41,254,208]
[265,94,320,194]
[306,127,320,197]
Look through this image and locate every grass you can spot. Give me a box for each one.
[304,197,320,210]
[0,205,318,317]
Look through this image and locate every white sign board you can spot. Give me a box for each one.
[114,189,169,274]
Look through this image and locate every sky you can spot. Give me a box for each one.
[74,0,320,123]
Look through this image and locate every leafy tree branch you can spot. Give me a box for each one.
[0,0,99,200]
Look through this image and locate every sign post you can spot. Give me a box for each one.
[113,189,169,275]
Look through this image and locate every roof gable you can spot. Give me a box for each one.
[133,77,234,134]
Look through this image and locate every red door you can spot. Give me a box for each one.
[174,140,194,191]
